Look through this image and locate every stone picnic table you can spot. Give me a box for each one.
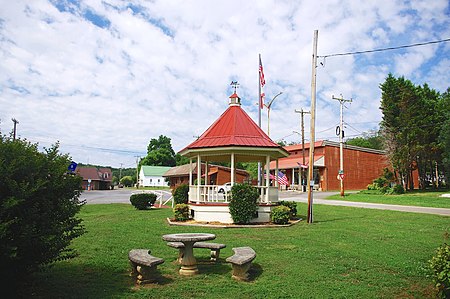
[162,233,216,275]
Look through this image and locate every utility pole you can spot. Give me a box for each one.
[332,94,352,197]
[295,108,310,192]
[135,156,140,189]
[119,163,123,181]
[307,30,318,224]
[12,118,19,140]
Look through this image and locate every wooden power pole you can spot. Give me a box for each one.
[307,30,318,224]
[294,108,310,192]
[12,118,19,140]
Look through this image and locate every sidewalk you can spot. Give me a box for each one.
[279,191,450,217]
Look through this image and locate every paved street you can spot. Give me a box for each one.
[81,189,450,216]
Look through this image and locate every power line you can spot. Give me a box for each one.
[319,38,450,58]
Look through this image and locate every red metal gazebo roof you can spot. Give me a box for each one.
[183,93,280,150]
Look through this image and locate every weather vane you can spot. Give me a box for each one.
[230,81,239,93]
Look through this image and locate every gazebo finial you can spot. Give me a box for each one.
[230,81,239,93]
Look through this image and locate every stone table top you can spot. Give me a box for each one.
[162,233,216,243]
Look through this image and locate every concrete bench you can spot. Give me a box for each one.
[226,247,256,281]
[128,249,164,284]
[167,242,226,262]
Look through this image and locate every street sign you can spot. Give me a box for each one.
[68,161,78,172]
[339,173,345,180]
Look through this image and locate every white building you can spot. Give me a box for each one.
[139,166,172,187]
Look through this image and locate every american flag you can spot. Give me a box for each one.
[277,171,289,186]
[264,171,289,186]
[259,56,265,109]
[297,162,308,169]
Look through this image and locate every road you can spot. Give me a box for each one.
[81,189,450,216]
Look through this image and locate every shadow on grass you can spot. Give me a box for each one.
[19,263,137,298]
[248,263,263,281]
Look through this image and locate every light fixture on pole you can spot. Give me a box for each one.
[265,92,283,137]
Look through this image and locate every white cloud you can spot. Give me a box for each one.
[0,0,449,167]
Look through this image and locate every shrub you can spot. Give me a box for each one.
[129,193,157,210]
[174,204,190,221]
[229,183,259,224]
[391,184,405,194]
[173,184,189,204]
[279,201,298,219]
[0,136,85,290]
[429,243,450,298]
[271,206,290,224]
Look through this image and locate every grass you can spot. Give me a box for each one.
[328,190,450,208]
[24,203,449,298]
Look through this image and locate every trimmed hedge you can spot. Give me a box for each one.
[130,193,157,210]
[270,206,290,224]
[229,183,259,224]
[173,184,189,205]
[174,204,190,221]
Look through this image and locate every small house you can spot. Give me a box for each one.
[139,166,172,187]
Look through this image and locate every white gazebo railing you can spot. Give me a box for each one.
[188,185,278,204]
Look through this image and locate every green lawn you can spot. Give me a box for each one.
[328,191,450,208]
[25,203,449,298]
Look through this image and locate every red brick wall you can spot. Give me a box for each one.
[324,146,389,191]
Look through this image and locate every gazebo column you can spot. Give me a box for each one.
[189,158,193,185]
[231,153,235,186]
[265,155,270,203]
[197,154,201,203]
[275,159,279,188]
[205,161,209,185]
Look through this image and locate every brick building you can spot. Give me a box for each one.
[270,140,389,191]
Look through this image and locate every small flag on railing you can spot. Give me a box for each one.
[264,171,289,185]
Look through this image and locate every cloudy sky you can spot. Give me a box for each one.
[1,0,449,168]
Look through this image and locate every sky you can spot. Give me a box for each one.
[1,0,449,168]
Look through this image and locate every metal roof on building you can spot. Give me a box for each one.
[141,165,172,176]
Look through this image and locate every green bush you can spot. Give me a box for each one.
[0,136,85,290]
[173,184,189,204]
[129,193,157,210]
[279,201,298,219]
[174,204,190,221]
[391,184,405,194]
[429,243,450,298]
[270,206,290,224]
[229,184,259,224]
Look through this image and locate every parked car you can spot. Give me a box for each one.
[218,182,232,193]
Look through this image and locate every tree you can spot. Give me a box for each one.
[175,153,190,166]
[120,176,134,187]
[380,74,448,190]
[346,130,383,150]
[0,136,85,291]
[439,88,450,184]
[140,135,176,167]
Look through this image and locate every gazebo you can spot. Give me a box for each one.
[178,92,289,223]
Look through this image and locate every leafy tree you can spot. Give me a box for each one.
[439,88,450,184]
[140,135,176,167]
[120,175,133,187]
[346,130,383,150]
[175,153,190,166]
[0,136,85,291]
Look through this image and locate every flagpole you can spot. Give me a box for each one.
[257,53,262,187]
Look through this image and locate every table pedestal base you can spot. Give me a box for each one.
[179,265,199,276]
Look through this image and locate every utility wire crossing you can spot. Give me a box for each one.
[319,38,450,58]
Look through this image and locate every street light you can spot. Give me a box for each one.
[265,92,283,137]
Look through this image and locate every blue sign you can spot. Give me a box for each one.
[68,161,78,172]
